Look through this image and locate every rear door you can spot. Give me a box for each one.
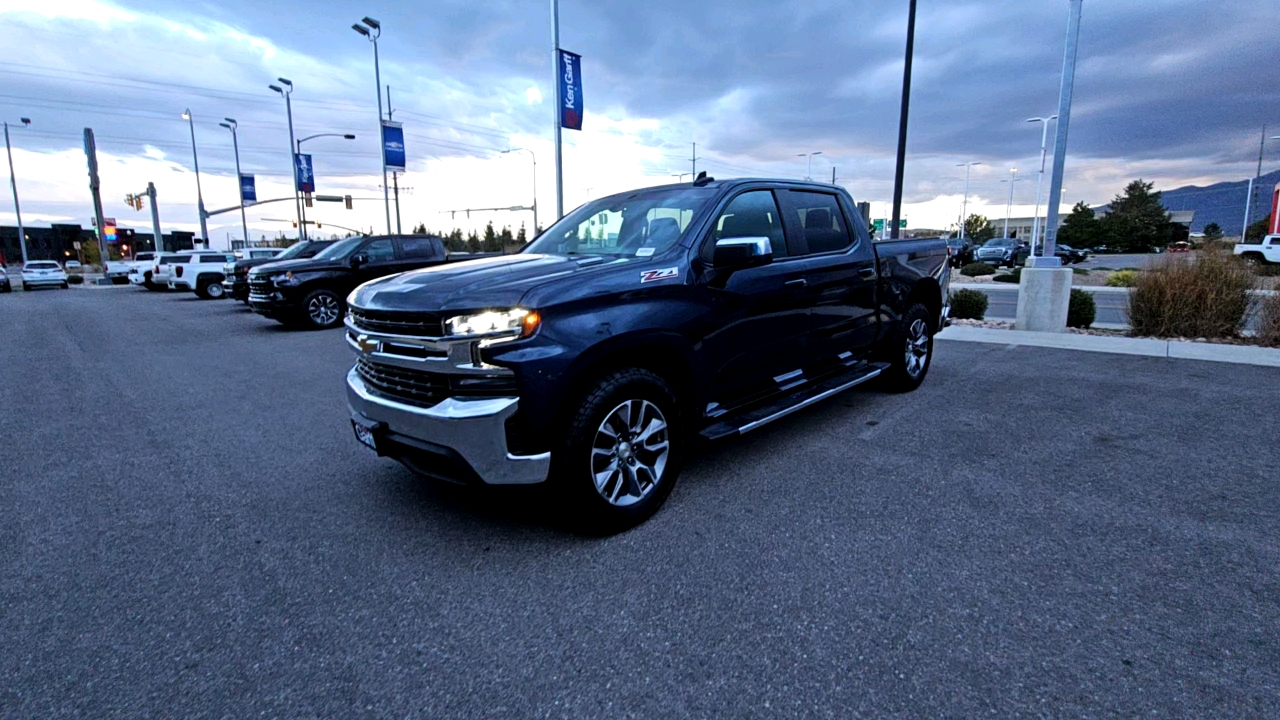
[353,237,399,285]
[394,236,444,273]
[697,188,812,407]
[777,189,879,362]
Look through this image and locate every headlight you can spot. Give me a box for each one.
[272,272,301,287]
[446,309,540,338]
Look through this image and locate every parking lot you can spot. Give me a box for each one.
[3,288,1279,717]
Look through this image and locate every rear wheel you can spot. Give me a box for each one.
[881,303,935,393]
[554,368,682,535]
[196,279,225,299]
[302,288,343,329]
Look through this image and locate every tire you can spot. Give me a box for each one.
[301,288,343,329]
[196,280,225,300]
[22,283,29,291]
[554,368,683,535]
[61,282,69,289]
[880,303,935,393]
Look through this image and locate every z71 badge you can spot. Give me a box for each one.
[640,267,679,283]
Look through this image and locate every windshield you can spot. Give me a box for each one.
[524,187,716,257]
[26,261,59,269]
[983,239,1013,248]
[312,236,364,261]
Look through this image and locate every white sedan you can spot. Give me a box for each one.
[21,261,69,290]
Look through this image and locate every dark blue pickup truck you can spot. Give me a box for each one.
[344,177,950,532]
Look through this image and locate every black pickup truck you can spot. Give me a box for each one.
[248,234,492,329]
[223,239,334,302]
[344,178,950,532]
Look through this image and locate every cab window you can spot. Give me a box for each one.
[712,190,787,259]
[362,238,395,262]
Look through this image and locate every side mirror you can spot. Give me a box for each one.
[714,236,773,269]
[350,253,369,268]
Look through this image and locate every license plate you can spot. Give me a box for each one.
[351,419,380,453]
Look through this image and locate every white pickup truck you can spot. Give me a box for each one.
[168,251,235,299]
[1234,235,1280,265]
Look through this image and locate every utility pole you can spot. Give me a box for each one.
[691,142,699,179]
[1040,0,1083,264]
[890,0,918,239]
[83,129,110,276]
[957,161,980,240]
[4,118,31,264]
[387,85,402,234]
[831,166,837,185]
[147,182,163,253]
[551,0,564,219]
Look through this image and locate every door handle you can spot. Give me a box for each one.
[858,267,878,280]
[783,278,807,288]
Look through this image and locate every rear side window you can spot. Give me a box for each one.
[169,255,192,264]
[713,190,787,259]
[249,250,276,258]
[300,243,329,258]
[363,238,395,262]
[398,237,440,258]
[786,191,852,255]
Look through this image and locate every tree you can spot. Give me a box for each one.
[466,230,481,254]
[963,214,995,242]
[1246,215,1271,242]
[1057,202,1104,249]
[411,222,427,235]
[516,224,527,247]
[1202,222,1223,244]
[498,225,514,253]
[1099,179,1172,253]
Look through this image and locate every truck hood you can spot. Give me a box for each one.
[350,253,640,312]
[249,257,346,276]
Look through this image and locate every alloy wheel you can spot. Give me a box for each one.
[905,318,930,378]
[206,283,224,299]
[308,294,340,326]
[590,399,670,507]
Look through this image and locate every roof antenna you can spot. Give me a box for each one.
[692,171,714,187]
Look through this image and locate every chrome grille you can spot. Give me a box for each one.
[354,357,517,409]
[349,308,445,337]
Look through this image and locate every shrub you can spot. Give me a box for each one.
[1127,251,1255,338]
[950,288,988,320]
[1072,268,1090,275]
[1106,270,1139,287]
[960,262,997,277]
[67,274,84,285]
[992,267,1022,284]
[1067,289,1096,328]
[1252,263,1280,278]
[1257,295,1280,347]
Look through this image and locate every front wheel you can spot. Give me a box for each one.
[301,288,344,329]
[880,303,935,393]
[554,368,682,535]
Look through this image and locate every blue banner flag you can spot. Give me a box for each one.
[557,49,583,131]
[381,121,406,172]
[294,153,314,193]
[239,174,256,203]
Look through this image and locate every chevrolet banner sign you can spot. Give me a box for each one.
[557,49,583,131]
[239,174,257,203]
[381,121,406,172]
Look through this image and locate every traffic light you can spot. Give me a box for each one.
[125,193,135,210]
[344,195,352,210]
[304,193,313,208]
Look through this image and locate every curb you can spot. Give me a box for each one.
[937,326,1280,368]
[950,282,1277,297]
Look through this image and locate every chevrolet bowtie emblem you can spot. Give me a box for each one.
[356,334,379,354]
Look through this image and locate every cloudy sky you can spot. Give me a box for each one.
[1,0,1278,246]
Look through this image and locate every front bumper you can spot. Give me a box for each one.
[346,368,550,485]
[223,278,249,299]
[23,276,67,286]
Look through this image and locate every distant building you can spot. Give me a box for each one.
[0,225,195,263]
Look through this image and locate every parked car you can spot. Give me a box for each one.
[103,258,134,284]
[0,268,10,293]
[343,177,951,532]
[1055,244,1090,264]
[1234,235,1280,265]
[1168,241,1192,253]
[168,251,236,298]
[65,260,83,271]
[147,252,191,290]
[21,261,69,290]
[975,238,1029,267]
[945,237,976,267]
[223,242,332,302]
[249,235,493,329]
[128,252,169,289]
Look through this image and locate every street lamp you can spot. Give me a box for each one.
[4,117,31,264]
[352,16,392,235]
[672,172,692,182]
[1026,115,1058,257]
[269,80,304,241]
[181,109,209,247]
[219,118,250,250]
[1001,168,1019,239]
[295,133,356,239]
[500,147,538,234]
[956,161,981,240]
[798,151,823,180]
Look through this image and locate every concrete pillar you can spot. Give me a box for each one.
[1015,266,1072,332]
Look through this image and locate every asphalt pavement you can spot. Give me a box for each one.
[3,289,1279,717]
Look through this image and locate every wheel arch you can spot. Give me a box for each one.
[906,277,943,329]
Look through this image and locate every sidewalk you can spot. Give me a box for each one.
[937,325,1280,368]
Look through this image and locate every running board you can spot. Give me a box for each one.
[699,362,887,440]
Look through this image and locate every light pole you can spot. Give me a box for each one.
[890,0,918,240]
[352,17,392,235]
[956,161,980,240]
[219,118,250,250]
[1002,168,1018,239]
[181,109,209,247]
[798,151,823,180]
[1040,0,1083,265]
[269,80,304,241]
[672,173,692,182]
[1026,115,1058,256]
[1241,133,1280,238]
[4,117,31,264]
[296,133,356,240]
[501,147,538,234]
[550,0,564,220]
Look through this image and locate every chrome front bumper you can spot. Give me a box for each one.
[346,368,550,485]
